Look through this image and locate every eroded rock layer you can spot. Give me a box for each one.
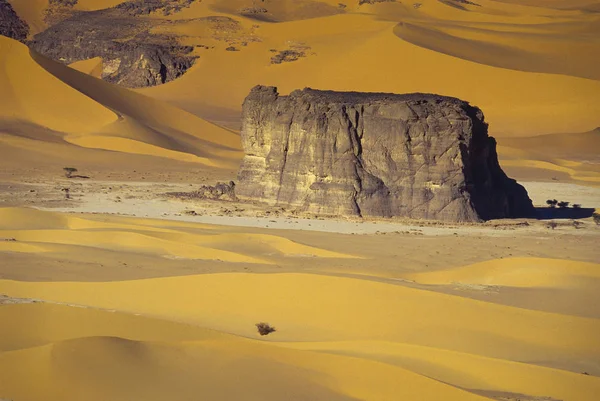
[237,86,535,222]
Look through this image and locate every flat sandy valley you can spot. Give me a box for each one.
[1,0,600,400]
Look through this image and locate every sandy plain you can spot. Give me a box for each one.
[1,0,600,400]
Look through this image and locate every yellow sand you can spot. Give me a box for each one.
[0,305,494,401]
[1,207,599,400]
[0,36,116,134]
[405,257,600,288]
[137,1,600,136]
[2,2,600,398]
[0,207,355,263]
[74,0,124,11]
[496,128,600,183]
[69,57,103,78]
[3,0,600,179]
[1,272,599,401]
[0,36,242,168]
[7,0,49,35]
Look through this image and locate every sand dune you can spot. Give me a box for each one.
[69,57,103,79]
[497,128,600,184]
[1,271,599,401]
[0,35,242,173]
[0,36,116,134]
[1,207,599,400]
[6,0,49,36]
[405,257,600,288]
[2,1,600,400]
[0,207,355,263]
[0,306,494,401]
[502,128,600,162]
[137,4,600,137]
[210,0,345,22]
[2,272,599,361]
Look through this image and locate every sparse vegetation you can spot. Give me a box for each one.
[546,199,558,208]
[557,201,570,208]
[256,322,276,336]
[546,221,558,230]
[61,187,70,199]
[63,167,78,178]
[593,213,600,225]
[572,204,581,209]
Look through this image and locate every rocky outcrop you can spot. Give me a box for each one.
[0,0,29,42]
[237,86,535,222]
[115,0,196,16]
[29,1,198,88]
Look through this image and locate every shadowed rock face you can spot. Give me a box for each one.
[0,0,29,42]
[237,86,535,222]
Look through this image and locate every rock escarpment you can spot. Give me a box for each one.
[0,0,29,42]
[237,86,535,222]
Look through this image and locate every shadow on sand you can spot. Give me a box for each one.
[534,207,595,220]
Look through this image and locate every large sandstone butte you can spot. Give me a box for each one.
[237,86,535,222]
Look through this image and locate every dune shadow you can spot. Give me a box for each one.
[534,207,594,220]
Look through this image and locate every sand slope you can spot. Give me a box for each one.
[1,271,599,401]
[3,0,600,183]
[1,208,599,400]
[0,36,242,172]
[497,128,600,184]
[0,37,116,134]
[135,0,600,137]
[0,208,355,263]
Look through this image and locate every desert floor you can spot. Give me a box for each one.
[2,0,600,400]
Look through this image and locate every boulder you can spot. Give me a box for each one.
[236,86,535,222]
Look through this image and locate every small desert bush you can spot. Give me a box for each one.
[593,213,600,225]
[63,167,77,178]
[256,322,276,336]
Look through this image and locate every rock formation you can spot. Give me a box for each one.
[237,86,535,222]
[28,1,198,88]
[0,0,29,42]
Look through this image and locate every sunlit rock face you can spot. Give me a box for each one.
[237,86,535,222]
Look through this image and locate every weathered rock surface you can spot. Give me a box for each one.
[237,86,535,222]
[0,0,29,42]
[28,1,198,88]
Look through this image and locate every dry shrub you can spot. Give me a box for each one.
[255,322,276,336]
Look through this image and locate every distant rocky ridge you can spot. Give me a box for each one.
[0,0,29,42]
[237,86,535,222]
[28,0,201,88]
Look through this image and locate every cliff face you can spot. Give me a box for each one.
[0,0,29,42]
[237,86,535,222]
